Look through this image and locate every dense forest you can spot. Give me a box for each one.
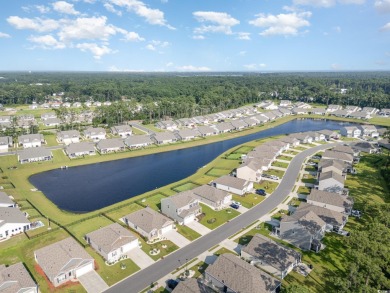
[0,72,389,122]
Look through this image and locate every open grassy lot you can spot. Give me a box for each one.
[86,246,140,286]
[105,203,144,221]
[171,182,200,192]
[175,225,201,241]
[43,133,58,146]
[213,247,237,256]
[232,146,253,154]
[271,161,289,168]
[67,215,114,243]
[232,193,265,209]
[263,169,285,178]
[198,204,240,230]
[136,193,168,211]
[271,209,288,221]
[254,180,279,194]
[205,167,232,177]
[288,198,303,207]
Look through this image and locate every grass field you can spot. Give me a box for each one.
[67,215,114,243]
[175,225,201,241]
[232,193,265,209]
[213,247,237,256]
[297,186,311,195]
[254,180,279,194]
[232,146,253,154]
[205,167,232,177]
[271,161,289,168]
[198,204,240,229]
[277,155,294,161]
[225,153,242,160]
[171,182,201,192]
[137,193,168,211]
[105,203,144,221]
[263,169,285,178]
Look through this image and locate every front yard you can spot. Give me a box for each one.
[271,161,289,168]
[175,225,201,241]
[139,238,179,261]
[263,169,285,178]
[198,204,240,229]
[232,193,265,209]
[254,180,279,194]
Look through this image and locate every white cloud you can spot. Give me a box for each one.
[192,35,205,40]
[52,1,80,15]
[380,22,390,31]
[193,11,239,35]
[35,5,51,13]
[7,16,60,32]
[146,40,169,51]
[375,0,390,13]
[28,34,66,49]
[104,3,122,16]
[166,62,173,67]
[293,0,364,7]
[108,0,174,29]
[76,43,113,59]
[121,31,145,42]
[0,32,11,38]
[239,51,247,56]
[243,63,267,70]
[175,65,211,71]
[249,11,311,36]
[146,44,156,50]
[237,32,251,40]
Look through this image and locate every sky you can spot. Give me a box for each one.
[0,0,389,72]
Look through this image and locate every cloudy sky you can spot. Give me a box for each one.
[0,0,389,71]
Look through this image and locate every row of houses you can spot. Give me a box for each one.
[274,144,357,252]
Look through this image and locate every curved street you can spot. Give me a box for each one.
[105,142,344,293]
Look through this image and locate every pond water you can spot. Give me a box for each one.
[29,119,357,212]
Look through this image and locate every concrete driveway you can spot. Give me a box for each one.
[186,221,212,235]
[165,230,191,247]
[78,271,109,293]
[127,247,155,269]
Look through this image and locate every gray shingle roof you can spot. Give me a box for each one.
[282,210,326,235]
[123,207,173,233]
[153,132,177,142]
[0,136,12,146]
[196,126,216,135]
[205,253,281,293]
[0,208,29,227]
[213,122,234,132]
[162,191,197,209]
[34,237,93,282]
[242,234,301,272]
[191,185,229,204]
[212,175,249,190]
[0,262,37,292]
[176,129,199,139]
[66,142,95,154]
[18,134,44,144]
[18,147,52,161]
[96,138,125,150]
[322,150,353,162]
[172,278,213,293]
[319,171,345,184]
[111,125,132,134]
[124,135,153,146]
[332,145,355,155]
[318,159,344,172]
[307,189,353,209]
[84,127,106,136]
[297,202,347,227]
[0,192,14,206]
[85,223,137,255]
[57,130,80,140]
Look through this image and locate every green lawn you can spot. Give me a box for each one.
[171,182,200,192]
[235,226,264,245]
[284,150,300,155]
[67,215,114,243]
[225,153,242,160]
[233,146,253,154]
[137,193,168,211]
[271,161,289,168]
[205,167,232,177]
[43,134,58,146]
[105,203,144,221]
[277,155,293,161]
[254,180,279,194]
[293,146,309,151]
[232,193,265,209]
[304,166,317,172]
[198,204,240,229]
[301,174,317,184]
[213,247,237,256]
[288,197,304,207]
[189,261,209,278]
[271,209,288,221]
[175,225,201,241]
[87,247,140,286]
[139,239,179,261]
[263,169,285,178]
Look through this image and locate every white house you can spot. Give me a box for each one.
[18,147,53,164]
[0,207,31,240]
[65,142,96,158]
[18,134,45,148]
[161,191,202,225]
[191,185,232,210]
[340,126,361,138]
[0,192,16,208]
[0,136,12,153]
[111,125,132,138]
[83,127,106,141]
[211,175,253,196]
[57,130,80,145]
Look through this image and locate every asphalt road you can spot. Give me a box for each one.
[105,142,344,293]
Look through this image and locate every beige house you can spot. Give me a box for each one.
[34,237,95,287]
[236,159,262,182]
[191,185,232,210]
[307,189,353,214]
[322,150,354,164]
[161,191,202,225]
[318,171,345,194]
[205,253,281,293]
[241,234,301,279]
[123,207,174,241]
[211,175,253,196]
[0,262,38,293]
[85,223,139,263]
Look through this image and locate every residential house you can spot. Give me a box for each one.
[317,159,344,175]
[322,150,354,164]
[34,237,95,287]
[96,138,126,154]
[378,138,390,149]
[65,142,96,158]
[85,223,139,263]
[331,145,358,157]
[345,106,361,113]
[155,120,178,131]
[172,278,213,293]
[278,107,292,116]
[290,133,313,144]
[378,108,390,116]
[348,111,371,120]
[43,118,61,127]
[307,189,353,214]
[331,109,349,117]
[197,126,217,137]
[111,125,132,138]
[280,100,292,107]
[0,262,38,293]
[57,130,80,145]
[0,192,16,208]
[18,147,53,164]
[241,234,301,279]
[243,117,258,126]
[93,101,102,107]
[18,134,45,148]
[213,122,234,134]
[358,125,379,138]
[0,136,12,153]
[205,253,281,293]
[236,159,263,182]
[161,191,201,225]
[230,120,248,130]
[292,108,309,115]
[175,118,196,128]
[362,107,379,115]
[211,175,253,196]
[295,102,311,109]
[261,112,277,121]
[340,126,361,138]
[351,142,379,154]
[103,101,111,106]
[123,207,174,241]
[151,132,178,144]
[275,209,326,252]
[326,105,342,112]
[253,115,269,124]
[0,207,30,240]
[306,131,325,141]
[73,102,82,108]
[124,135,153,148]
[318,171,345,194]
[317,130,340,140]
[296,203,348,232]
[310,108,326,115]
[261,102,279,110]
[83,127,106,141]
[191,185,232,210]
[41,112,57,121]
[62,102,71,108]
[279,136,300,147]
[175,129,199,141]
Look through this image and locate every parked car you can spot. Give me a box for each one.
[262,174,271,178]
[270,175,280,180]
[312,156,321,159]
[230,203,240,209]
[351,210,362,217]
[232,201,241,206]
[306,162,317,166]
[167,279,179,289]
[256,189,266,196]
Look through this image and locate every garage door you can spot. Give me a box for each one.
[75,262,94,277]
[161,224,173,235]
[183,214,195,225]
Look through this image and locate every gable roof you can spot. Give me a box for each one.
[0,192,14,206]
[196,126,216,135]
[96,138,125,150]
[66,142,95,154]
[191,185,229,204]
[322,150,353,162]
[162,191,197,209]
[172,278,213,293]
[124,135,152,146]
[212,175,249,190]
[153,132,177,142]
[205,253,281,293]
[18,134,43,144]
[18,147,52,161]
[176,129,198,139]
[57,130,80,139]
[84,127,106,136]
[34,237,93,281]
[123,207,173,233]
[319,171,345,185]
[85,223,137,255]
[111,125,132,133]
[242,234,301,272]
[307,189,353,209]
[297,202,347,227]
[0,208,29,227]
[0,262,37,292]
[281,210,326,235]
[331,145,355,155]
[318,159,344,172]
